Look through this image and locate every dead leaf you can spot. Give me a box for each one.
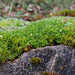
[16,7,24,12]
[49,13,54,16]
[37,14,43,19]
[70,4,75,9]
[2,6,9,13]
[62,19,68,22]
[8,12,17,17]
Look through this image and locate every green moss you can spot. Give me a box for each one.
[0,18,25,28]
[1,17,75,63]
[54,9,75,16]
[30,57,42,65]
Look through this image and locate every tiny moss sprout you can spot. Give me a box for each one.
[42,72,59,75]
[30,57,42,65]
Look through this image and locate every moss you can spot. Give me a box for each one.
[1,17,75,63]
[0,18,25,28]
[30,57,42,65]
[54,9,75,16]
[42,72,50,75]
[42,72,59,75]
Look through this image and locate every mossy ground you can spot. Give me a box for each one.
[0,18,26,28]
[0,17,75,63]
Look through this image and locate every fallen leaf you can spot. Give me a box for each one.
[2,6,9,13]
[49,13,54,16]
[62,19,68,22]
[8,12,17,17]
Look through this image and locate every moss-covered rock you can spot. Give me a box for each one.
[0,17,75,63]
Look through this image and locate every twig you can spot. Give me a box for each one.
[22,62,24,70]
[50,53,58,70]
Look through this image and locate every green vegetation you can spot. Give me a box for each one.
[0,17,75,63]
[54,9,75,16]
[0,18,25,27]
[30,57,42,65]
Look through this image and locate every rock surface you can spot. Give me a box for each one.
[0,45,75,75]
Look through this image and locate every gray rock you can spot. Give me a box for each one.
[0,45,75,75]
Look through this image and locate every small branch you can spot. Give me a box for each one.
[22,62,24,70]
